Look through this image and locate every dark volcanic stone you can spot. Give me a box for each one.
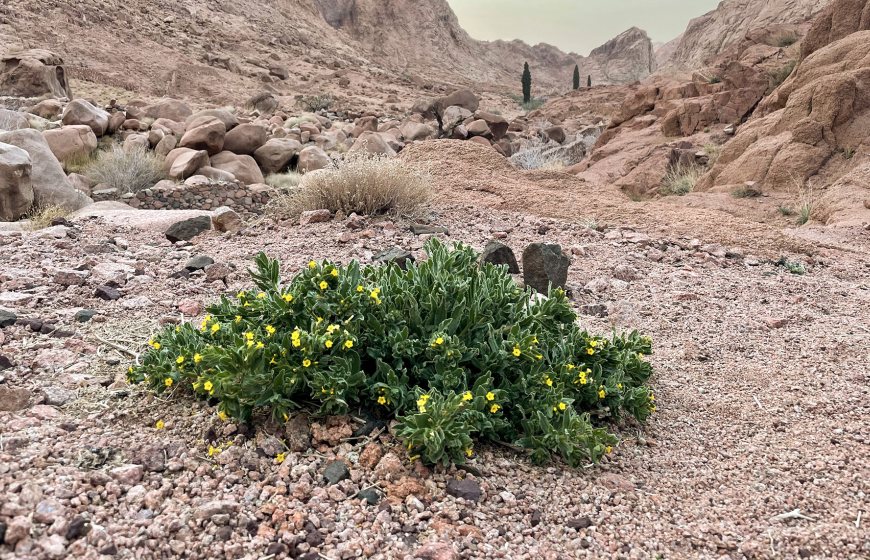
[446,478,481,502]
[0,310,17,328]
[566,516,593,530]
[522,243,569,295]
[95,285,121,301]
[165,215,212,243]
[410,223,449,235]
[74,309,98,322]
[185,255,214,271]
[374,247,414,270]
[323,460,350,485]
[357,488,383,506]
[481,240,519,273]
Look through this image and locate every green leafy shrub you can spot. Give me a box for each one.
[129,240,656,467]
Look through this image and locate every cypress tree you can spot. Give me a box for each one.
[522,62,532,104]
[587,74,592,88]
[573,65,580,90]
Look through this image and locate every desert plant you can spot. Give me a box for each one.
[708,75,722,84]
[573,65,580,90]
[773,31,799,48]
[841,147,855,160]
[797,202,813,225]
[587,74,592,88]
[777,204,796,216]
[510,139,567,170]
[661,162,703,196]
[265,171,303,190]
[522,62,532,104]
[776,256,806,275]
[769,60,797,88]
[270,155,430,218]
[702,143,722,167]
[25,203,69,230]
[299,94,334,113]
[732,185,762,198]
[129,239,657,467]
[83,145,165,194]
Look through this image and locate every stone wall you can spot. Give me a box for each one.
[123,181,275,214]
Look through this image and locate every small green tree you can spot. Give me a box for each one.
[522,62,532,104]
[573,65,580,90]
[587,74,592,88]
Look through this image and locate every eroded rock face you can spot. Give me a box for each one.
[0,49,72,99]
[0,142,34,221]
[587,27,656,83]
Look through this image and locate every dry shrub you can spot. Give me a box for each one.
[265,172,303,190]
[510,138,568,170]
[83,145,165,194]
[661,162,703,196]
[271,155,431,218]
[26,203,69,230]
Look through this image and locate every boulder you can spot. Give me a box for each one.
[223,123,268,155]
[0,129,91,211]
[475,112,509,140]
[155,134,177,158]
[163,148,209,180]
[165,215,212,242]
[351,116,379,138]
[28,99,64,120]
[152,118,186,137]
[212,206,243,233]
[350,132,396,156]
[197,166,237,182]
[466,119,491,138]
[246,92,278,115]
[439,89,480,113]
[522,243,570,295]
[42,125,97,163]
[0,143,34,221]
[545,126,566,144]
[210,151,265,185]
[0,50,72,99]
[253,138,303,174]
[179,116,226,155]
[0,109,31,131]
[123,134,150,153]
[400,121,434,142]
[296,146,331,173]
[61,100,110,137]
[185,109,238,131]
[481,240,519,273]
[442,106,472,132]
[144,99,193,122]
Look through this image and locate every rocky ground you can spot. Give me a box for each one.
[1,198,868,560]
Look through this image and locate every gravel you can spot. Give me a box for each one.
[0,203,867,559]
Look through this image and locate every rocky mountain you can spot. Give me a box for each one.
[0,0,655,110]
[659,0,830,71]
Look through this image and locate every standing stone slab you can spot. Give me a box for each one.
[481,240,519,273]
[522,243,569,295]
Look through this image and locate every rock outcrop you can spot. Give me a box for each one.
[0,142,34,221]
[0,50,72,99]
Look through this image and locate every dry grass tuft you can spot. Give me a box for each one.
[265,172,304,190]
[268,155,431,218]
[83,145,165,194]
[660,162,703,196]
[26,203,69,230]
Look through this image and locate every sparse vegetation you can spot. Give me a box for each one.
[25,202,69,230]
[773,31,799,48]
[841,147,855,159]
[508,94,545,111]
[732,184,762,198]
[509,139,567,170]
[703,143,722,166]
[791,177,816,226]
[778,204,796,216]
[660,162,703,196]
[129,239,657,467]
[797,202,813,225]
[265,171,303,190]
[776,256,806,275]
[573,64,580,90]
[769,60,797,88]
[270,155,431,218]
[298,94,335,112]
[708,75,722,84]
[522,61,532,104]
[62,151,99,174]
[83,145,165,194]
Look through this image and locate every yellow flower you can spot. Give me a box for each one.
[330,268,339,277]
[535,354,543,361]
[416,394,430,413]
[605,446,613,454]
[244,332,254,341]
[164,378,174,387]
[649,394,655,402]
[490,404,501,414]
[208,445,220,457]
[266,325,276,336]
[545,377,553,387]
[194,353,202,364]
[257,291,266,299]
[587,348,595,355]
[237,290,246,299]
[325,340,333,349]
[462,391,473,401]
[589,339,599,348]
[356,285,364,293]
[433,337,444,346]
[155,419,165,430]
[148,340,161,350]
[377,396,387,405]
[319,280,328,290]
[282,293,294,303]
[598,387,606,399]
[256,341,264,350]
[204,380,214,392]
[276,452,286,464]
[617,383,623,390]
[558,402,567,411]
[176,355,185,365]
[234,315,242,323]
[512,346,521,357]
[485,391,495,401]
[308,260,317,269]
[217,411,228,421]
[344,340,353,349]
[283,413,289,421]
[211,323,220,334]
[303,359,311,367]
[292,339,301,348]
[566,363,575,370]
[465,447,473,457]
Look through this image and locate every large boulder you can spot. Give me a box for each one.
[522,243,570,295]
[223,123,268,155]
[400,121,434,142]
[61,100,110,137]
[296,146,331,173]
[253,138,302,174]
[185,109,238,131]
[42,125,98,163]
[163,148,210,180]
[209,151,265,185]
[144,98,193,122]
[439,89,480,113]
[0,143,34,221]
[0,129,91,211]
[179,115,226,155]
[350,132,396,156]
[0,109,31,131]
[0,50,72,99]
[475,112,509,140]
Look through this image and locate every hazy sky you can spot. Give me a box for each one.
[447,0,720,55]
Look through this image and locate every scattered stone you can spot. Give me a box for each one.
[299,209,332,225]
[445,478,481,502]
[195,500,239,520]
[481,240,519,273]
[0,309,17,328]
[74,309,97,323]
[566,516,593,530]
[579,303,608,317]
[357,488,383,505]
[212,206,243,233]
[65,515,90,541]
[410,223,449,235]
[41,386,74,406]
[414,541,460,560]
[522,243,570,295]
[323,460,350,485]
[0,385,31,411]
[94,286,121,301]
[185,255,214,271]
[165,215,212,243]
[374,247,414,269]
[110,464,144,485]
